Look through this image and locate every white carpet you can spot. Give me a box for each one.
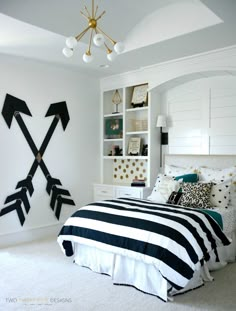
[0,238,236,311]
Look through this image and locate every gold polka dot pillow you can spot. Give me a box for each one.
[164,164,196,177]
[179,182,213,209]
[198,166,236,182]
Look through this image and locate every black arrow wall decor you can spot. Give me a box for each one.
[0,94,75,226]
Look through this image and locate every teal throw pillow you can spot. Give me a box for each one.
[175,173,199,183]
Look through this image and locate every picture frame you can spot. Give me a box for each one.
[131,84,148,108]
[105,118,123,139]
[128,137,142,156]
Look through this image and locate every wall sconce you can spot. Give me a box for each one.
[156,115,168,167]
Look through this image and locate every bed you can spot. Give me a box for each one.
[57,155,236,302]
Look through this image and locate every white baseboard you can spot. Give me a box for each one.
[0,223,63,249]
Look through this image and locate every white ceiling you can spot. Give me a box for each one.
[0,0,236,78]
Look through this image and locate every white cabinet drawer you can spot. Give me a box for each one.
[116,187,142,199]
[93,184,151,201]
[95,185,113,196]
[94,184,114,201]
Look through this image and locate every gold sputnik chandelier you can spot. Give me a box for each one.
[62,0,124,63]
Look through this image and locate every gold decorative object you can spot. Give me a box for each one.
[112,89,122,114]
[62,0,125,63]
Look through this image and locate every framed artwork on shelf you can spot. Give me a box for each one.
[128,137,142,156]
[105,118,123,139]
[131,84,148,108]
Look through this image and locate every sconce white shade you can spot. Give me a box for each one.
[156,115,167,128]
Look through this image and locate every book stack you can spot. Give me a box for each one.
[131,178,146,187]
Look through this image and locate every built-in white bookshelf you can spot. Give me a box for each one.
[101,84,160,187]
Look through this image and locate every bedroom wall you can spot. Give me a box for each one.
[161,76,236,155]
[101,45,236,179]
[0,54,100,247]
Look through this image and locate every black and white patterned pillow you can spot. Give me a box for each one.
[198,166,236,207]
[179,182,213,209]
[167,191,183,205]
[210,179,231,209]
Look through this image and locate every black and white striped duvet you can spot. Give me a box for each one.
[57,198,231,291]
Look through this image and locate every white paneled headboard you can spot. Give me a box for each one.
[164,76,236,155]
[165,154,236,169]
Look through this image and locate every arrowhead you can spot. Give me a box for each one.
[16,177,34,196]
[2,94,32,128]
[55,196,75,220]
[45,101,70,130]
[50,186,70,211]
[5,188,31,213]
[46,177,62,195]
[0,200,25,226]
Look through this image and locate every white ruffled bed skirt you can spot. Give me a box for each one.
[73,231,236,302]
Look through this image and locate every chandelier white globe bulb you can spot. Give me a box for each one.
[107,51,117,62]
[114,42,125,54]
[83,52,94,63]
[62,47,74,58]
[93,33,105,47]
[66,37,77,49]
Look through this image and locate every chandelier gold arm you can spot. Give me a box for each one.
[75,25,91,41]
[94,5,98,19]
[95,10,106,22]
[103,42,112,54]
[92,0,95,18]
[84,6,91,19]
[86,28,94,55]
[96,26,116,45]
[80,10,90,21]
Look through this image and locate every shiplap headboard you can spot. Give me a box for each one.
[165,154,236,169]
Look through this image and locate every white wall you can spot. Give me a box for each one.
[162,76,236,155]
[0,54,100,247]
[101,45,236,182]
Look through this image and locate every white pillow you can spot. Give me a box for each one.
[199,166,236,207]
[199,166,236,182]
[210,179,232,209]
[164,164,197,178]
[148,174,181,203]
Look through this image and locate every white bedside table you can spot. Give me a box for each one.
[93,183,151,201]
